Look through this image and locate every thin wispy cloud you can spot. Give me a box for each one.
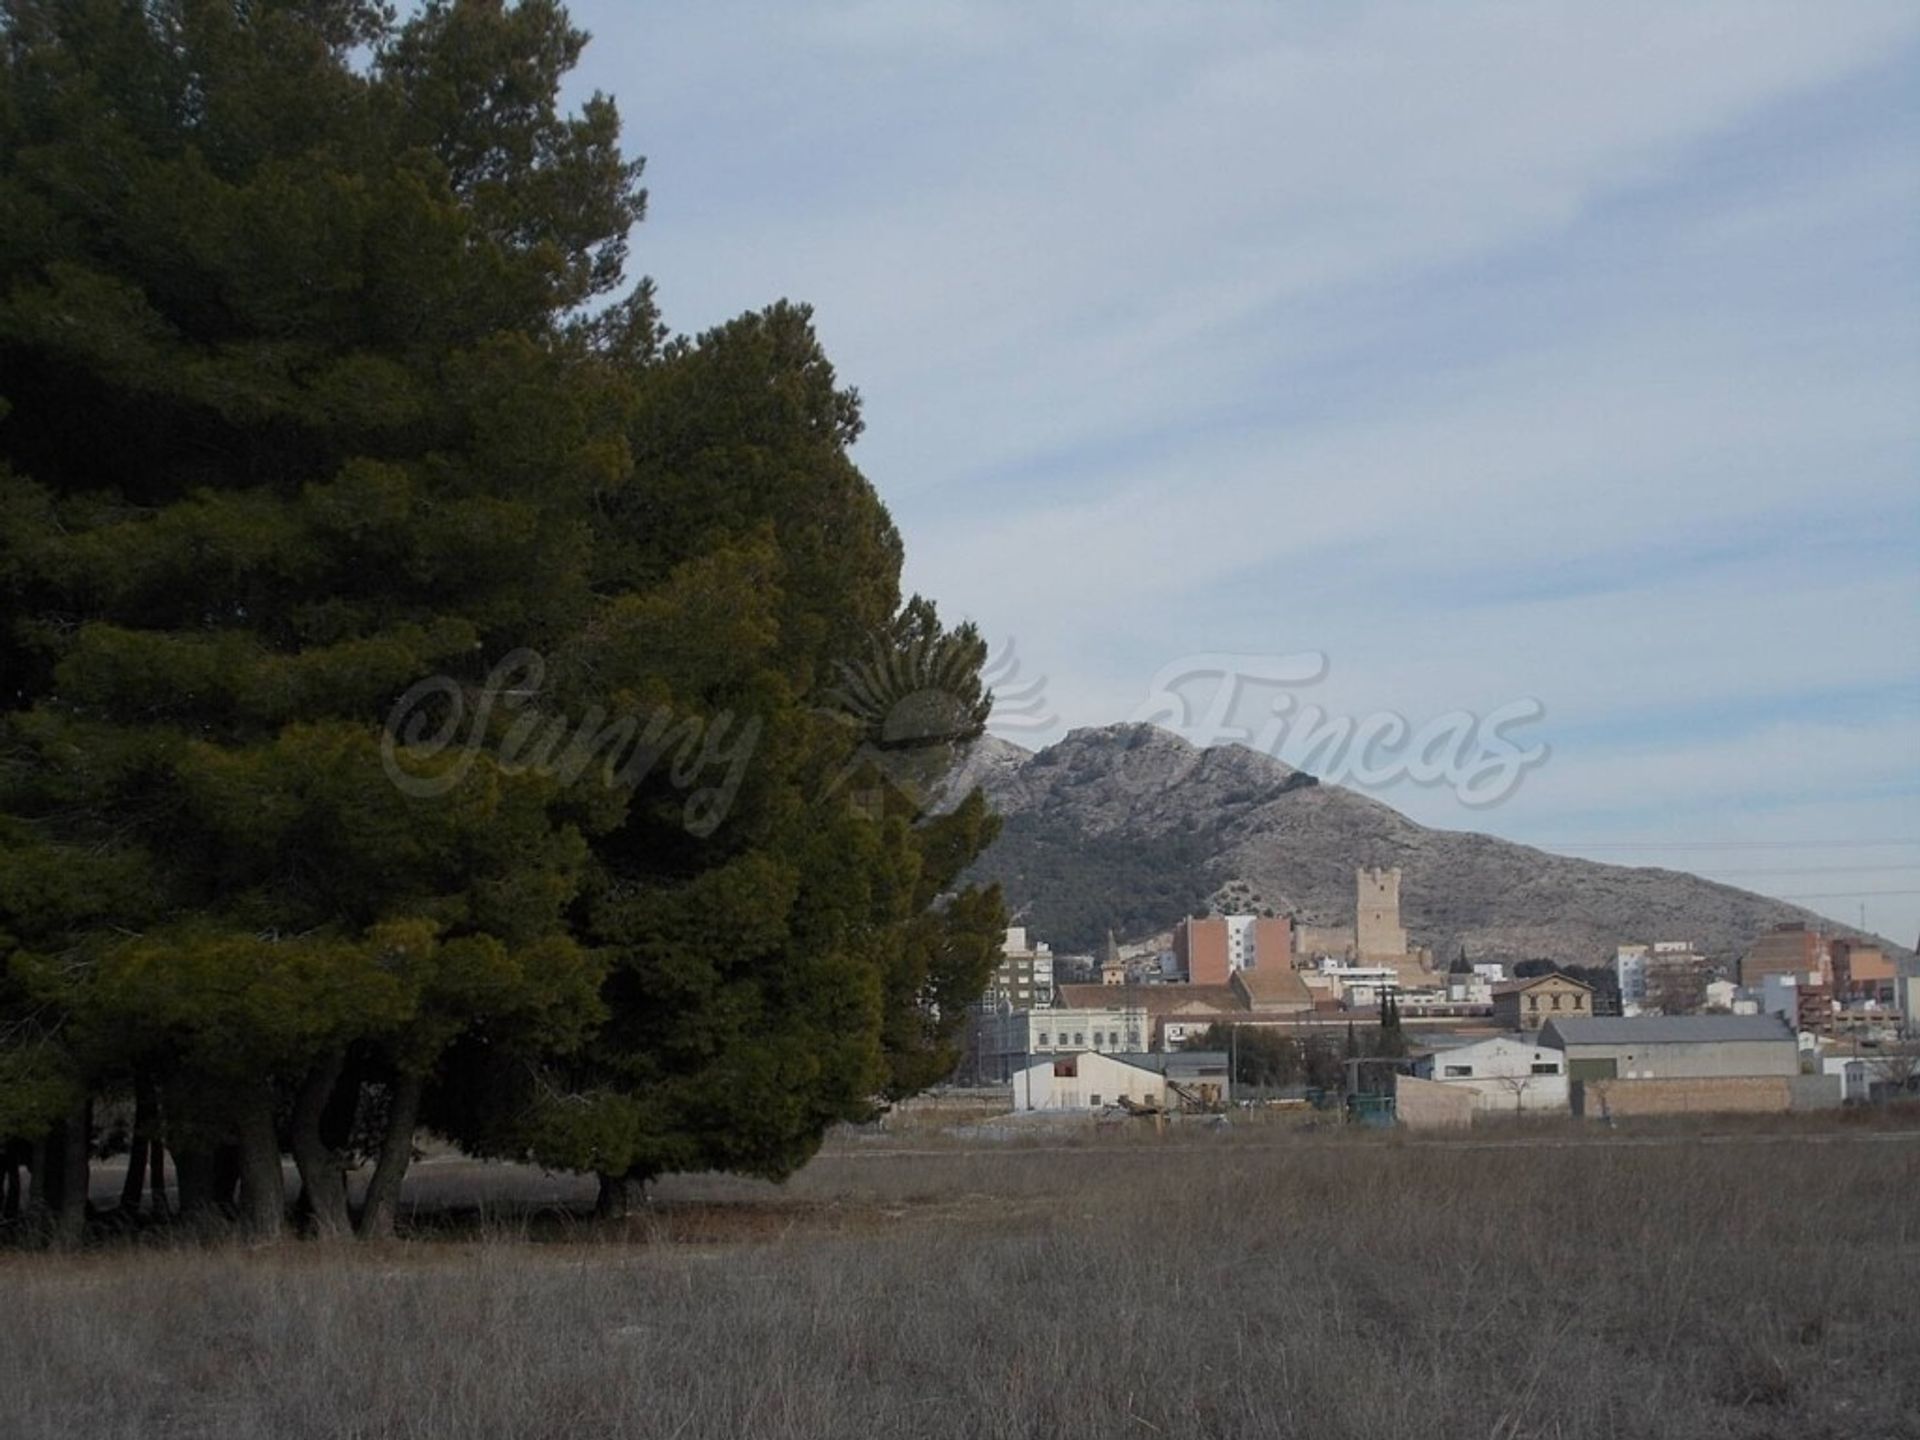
[569,1,1920,943]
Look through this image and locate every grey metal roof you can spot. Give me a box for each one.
[1110,1051,1230,1074]
[1013,1050,1230,1074]
[1540,1015,1794,1046]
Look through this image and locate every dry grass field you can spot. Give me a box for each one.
[5,1119,1919,1440]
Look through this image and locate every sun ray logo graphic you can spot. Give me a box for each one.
[820,635,1054,814]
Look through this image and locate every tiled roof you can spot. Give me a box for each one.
[1055,983,1245,1015]
[1493,973,1594,997]
[1233,966,1315,1011]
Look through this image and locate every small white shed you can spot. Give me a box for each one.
[1411,1034,1569,1112]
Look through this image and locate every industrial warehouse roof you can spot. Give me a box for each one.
[1111,1051,1230,1074]
[1540,1016,1794,1046]
[1010,1051,1230,1075]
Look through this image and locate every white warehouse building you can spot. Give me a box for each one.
[1011,1051,1231,1113]
[1410,1035,1569,1113]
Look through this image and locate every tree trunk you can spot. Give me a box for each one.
[212,1142,243,1215]
[117,1138,147,1215]
[233,1085,285,1241]
[24,1135,49,1224]
[44,1100,90,1246]
[147,1138,168,1219]
[174,1147,217,1226]
[355,1072,423,1241]
[595,1172,649,1220]
[119,1075,159,1215]
[289,1054,351,1241]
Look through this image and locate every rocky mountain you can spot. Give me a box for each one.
[952,724,1908,970]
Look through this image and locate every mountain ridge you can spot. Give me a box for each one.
[954,723,1909,968]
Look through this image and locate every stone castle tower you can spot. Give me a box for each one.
[1355,867,1407,960]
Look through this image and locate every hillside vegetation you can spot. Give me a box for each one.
[957,725,1898,965]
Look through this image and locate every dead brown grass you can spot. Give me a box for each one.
[4,1125,1918,1439]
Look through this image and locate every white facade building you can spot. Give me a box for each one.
[1617,940,1706,1015]
[983,926,1055,1010]
[1312,959,1403,1009]
[1010,1051,1232,1112]
[1224,914,1256,972]
[1615,945,1649,1012]
[975,1004,1147,1077]
[1822,1053,1919,1102]
[1013,1052,1167,1112]
[1704,979,1759,1015]
[1445,971,1495,1005]
[1410,1035,1570,1113]
[1759,971,1821,1024]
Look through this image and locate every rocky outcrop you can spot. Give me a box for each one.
[955,724,1906,969]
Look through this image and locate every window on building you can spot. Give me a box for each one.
[1444,1065,1472,1077]
[1573,995,1585,1011]
[1528,995,1539,1011]
[1550,994,1562,1010]
[1090,1094,1102,1106]
[1074,1032,1085,1046]
[1037,1033,1049,1046]
[1531,1063,1558,1075]
[1126,1031,1140,1047]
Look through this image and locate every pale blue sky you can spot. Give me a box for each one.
[563,1,1920,948]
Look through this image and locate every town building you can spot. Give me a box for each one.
[1821,1052,1919,1103]
[1538,1014,1799,1082]
[1615,944,1649,1008]
[1356,866,1406,958]
[1056,982,1241,1049]
[1704,978,1759,1015]
[1410,1035,1569,1113]
[981,926,1054,1010]
[1830,939,1896,1005]
[1170,914,1290,985]
[1230,965,1316,1016]
[1616,940,1709,1015]
[1758,971,1833,1036]
[972,1003,1148,1082]
[1742,922,1830,990]
[1492,972,1595,1031]
[1290,868,1435,980]
[1009,1050,1231,1112]
[1294,923,1357,961]
[1443,952,1495,1007]
[1305,960,1417,1010]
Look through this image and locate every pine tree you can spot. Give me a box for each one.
[0,0,1000,1240]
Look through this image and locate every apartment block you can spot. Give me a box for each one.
[1171,914,1290,985]
[1741,923,1830,990]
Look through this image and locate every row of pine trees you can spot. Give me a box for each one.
[0,0,1004,1241]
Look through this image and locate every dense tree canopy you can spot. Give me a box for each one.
[0,0,1002,1241]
